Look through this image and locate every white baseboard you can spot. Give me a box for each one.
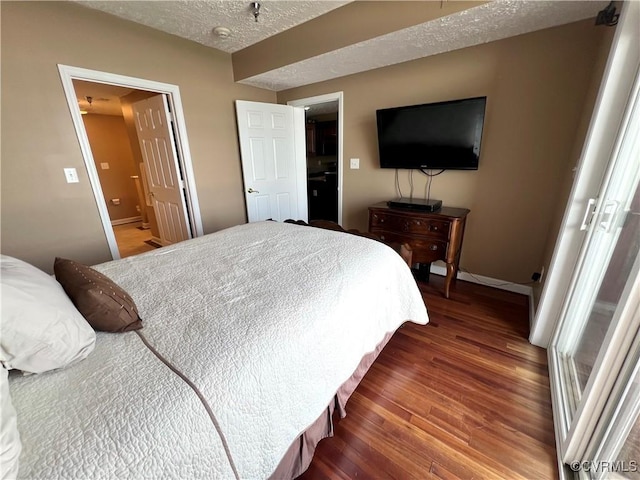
[111,216,142,226]
[430,263,534,296]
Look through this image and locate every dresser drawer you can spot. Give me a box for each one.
[370,211,450,240]
[370,229,447,263]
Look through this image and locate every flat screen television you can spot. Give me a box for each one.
[376,96,487,170]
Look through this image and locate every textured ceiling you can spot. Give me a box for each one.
[306,100,339,116]
[76,0,608,92]
[240,0,608,91]
[76,0,350,53]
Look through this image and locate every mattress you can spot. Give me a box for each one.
[9,221,429,479]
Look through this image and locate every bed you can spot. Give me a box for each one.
[2,220,429,479]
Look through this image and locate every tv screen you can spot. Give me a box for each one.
[376,96,487,170]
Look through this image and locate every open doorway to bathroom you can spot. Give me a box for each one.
[59,65,204,261]
[72,80,161,258]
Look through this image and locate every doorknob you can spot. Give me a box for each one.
[247,188,259,194]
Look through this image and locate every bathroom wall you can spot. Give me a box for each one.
[82,114,140,222]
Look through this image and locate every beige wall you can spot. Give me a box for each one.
[82,114,140,221]
[0,1,275,272]
[278,20,610,284]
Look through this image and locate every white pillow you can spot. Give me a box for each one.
[0,367,21,480]
[0,255,96,374]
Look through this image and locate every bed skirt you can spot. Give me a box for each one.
[269,328,397,479]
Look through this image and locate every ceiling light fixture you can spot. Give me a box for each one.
[80,96,93,115]
[251,2,261,22]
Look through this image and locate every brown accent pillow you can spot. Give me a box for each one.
[54,258,142,333]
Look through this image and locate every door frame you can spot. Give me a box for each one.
[58,64,204,259]
[287,92,344,225]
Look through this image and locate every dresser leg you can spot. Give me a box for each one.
[444,263,455,298]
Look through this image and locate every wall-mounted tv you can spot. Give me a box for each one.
[376,96,487,170]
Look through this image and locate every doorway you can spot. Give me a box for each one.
[58,65,203,260]
[287,92,343,225]
[305,103,338,223]
[72,80,160,258]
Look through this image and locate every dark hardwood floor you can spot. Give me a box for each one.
[300,275,557,480]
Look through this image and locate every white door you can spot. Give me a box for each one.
[132,95,191,245]
[235,100,307,222]
[550,73,639,462]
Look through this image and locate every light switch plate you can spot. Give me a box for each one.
[100,162,110,170]
[63,168,79,183]
[350,158,360,169]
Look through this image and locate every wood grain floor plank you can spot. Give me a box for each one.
[299,276,557,479]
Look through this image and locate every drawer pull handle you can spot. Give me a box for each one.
[429,244,438,251]
[380,235,385,241]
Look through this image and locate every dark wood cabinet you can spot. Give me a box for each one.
[368,203,470,298]
[306,121,337,156]
[316,121,336,156]
[305,123,316,156]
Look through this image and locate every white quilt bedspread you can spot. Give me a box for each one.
[10,326,237,479]
[10,221,428,479]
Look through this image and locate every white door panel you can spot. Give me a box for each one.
[274,138,290,178]
[154,200,188,244]
[236,100,307,223]
[249,195,270,222]
[276,192,292,220]
[133,95,191,245]
[249,138,267,180]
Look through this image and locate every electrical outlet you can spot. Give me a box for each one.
[63,168,79,184]
[532,266,545,283]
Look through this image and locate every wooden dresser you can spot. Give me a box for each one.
[368,202,470,298]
